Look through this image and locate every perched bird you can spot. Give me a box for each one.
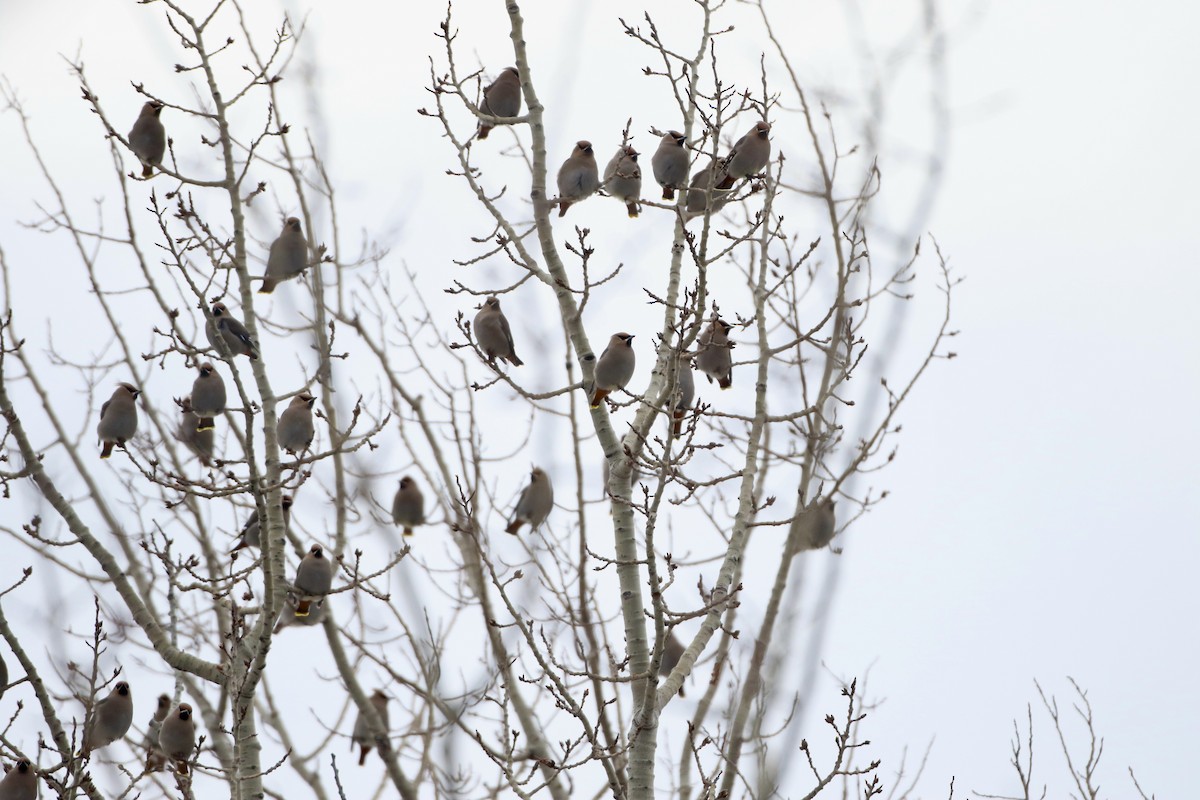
[505,467,554,535]
[189,362,226,431]
[659,632,687,697]
[176,397,214,467]
[391,477,425,537]
[684,160,732,220]
[603,145,642,217]
[128,101,165,178]
[273,598,325,633]
[798,497,837,550]
[97,383,140,459]
[556,141,599,217]
[230,495,293,553]
[0,758,36,800]
[158,703,196,775]
[144,693,172,772]
[477,66,521,140]
[351,690,391,766]
[718,121,772,189]
[651,131,688,200]
[260,217,309,294]
[473,296,523,367]
[292,544,334,617]
[671,353,695,436]
[205,302,258,360]
[277,393,316,455]
[83,680,134,756]
[695,317,734,389]
[588,333,636,408]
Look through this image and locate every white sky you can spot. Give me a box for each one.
[1,0,1197,797]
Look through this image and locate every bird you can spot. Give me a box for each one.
[718,121,772,189]
[230,495,293,553]
[391,477,425,537]
[158,703,196,775]
[144,693,172,772]
[671,353,695,436]
[273,598,325,633]
[83,680,134,756]
[684,160,733,220]
[189,362,226,431]
[128,101,165,178]
[260,217,309,294]
[473,296,523,367]
[0,652,7,700]
[205,302,258,360]
[651,131,688,200]
[556,141,599,217]
[277,393,316,455]
[97,383,140,459]
[477,66,521,140]
[695,317,734,389]
[176,397,214,467]
[603,145,642,217]
[659,632,687,697]
[505,468,554,535]
[0,757,36,800]
[588,333,636,408]
[798,498,837,550]
[292,544,333,617]
[351,689,391,766]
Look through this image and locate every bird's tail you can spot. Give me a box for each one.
[294,599,312,617]
[504,519,524,535]
[142,164,154,178]
[508,354,524,367]
[478,124,492,140]
[662,187,675,201]
[359,746,369,766]
[403,526,414,537]
[589,388,608,408]
[100,441,114,459]
[673,411,684,436]
[558,201,570,217]
[196,417,215,432]
[626,202,640,218]
[719,376,732,390]
[259,279,276,295]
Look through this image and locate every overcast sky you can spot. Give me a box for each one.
[1,0,1197,798]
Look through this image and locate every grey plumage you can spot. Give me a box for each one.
[190,362,226,431]
[718,121,772,189]
[391,477,425,537]
[798,498,837,550]
[0,758,36,800]
[97,383,140,459]
[556,140,600,217]
[695,317,734,389]
[671,354,695,436]
[144,693,171,772]
[589,332,636,408]
[205,302,258,360]
[277,393,316,454]
[603,145,642,217]
[651,131,688,200]
[684,160,733,220]
[128,101,165,178]
[260,217,309,294]
[659,633,687,697]
[352,690,390,766]
[478,67,521,140]
[176,397,214,466]
[293,544,333,617]
[274,598,325,633]
[230,495,292,553]
[158,703,196,774]
[84,680,134,756]
[505,468,553,535]
[474,296,523,367]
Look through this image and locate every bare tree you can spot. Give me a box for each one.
[0,1,975,799]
